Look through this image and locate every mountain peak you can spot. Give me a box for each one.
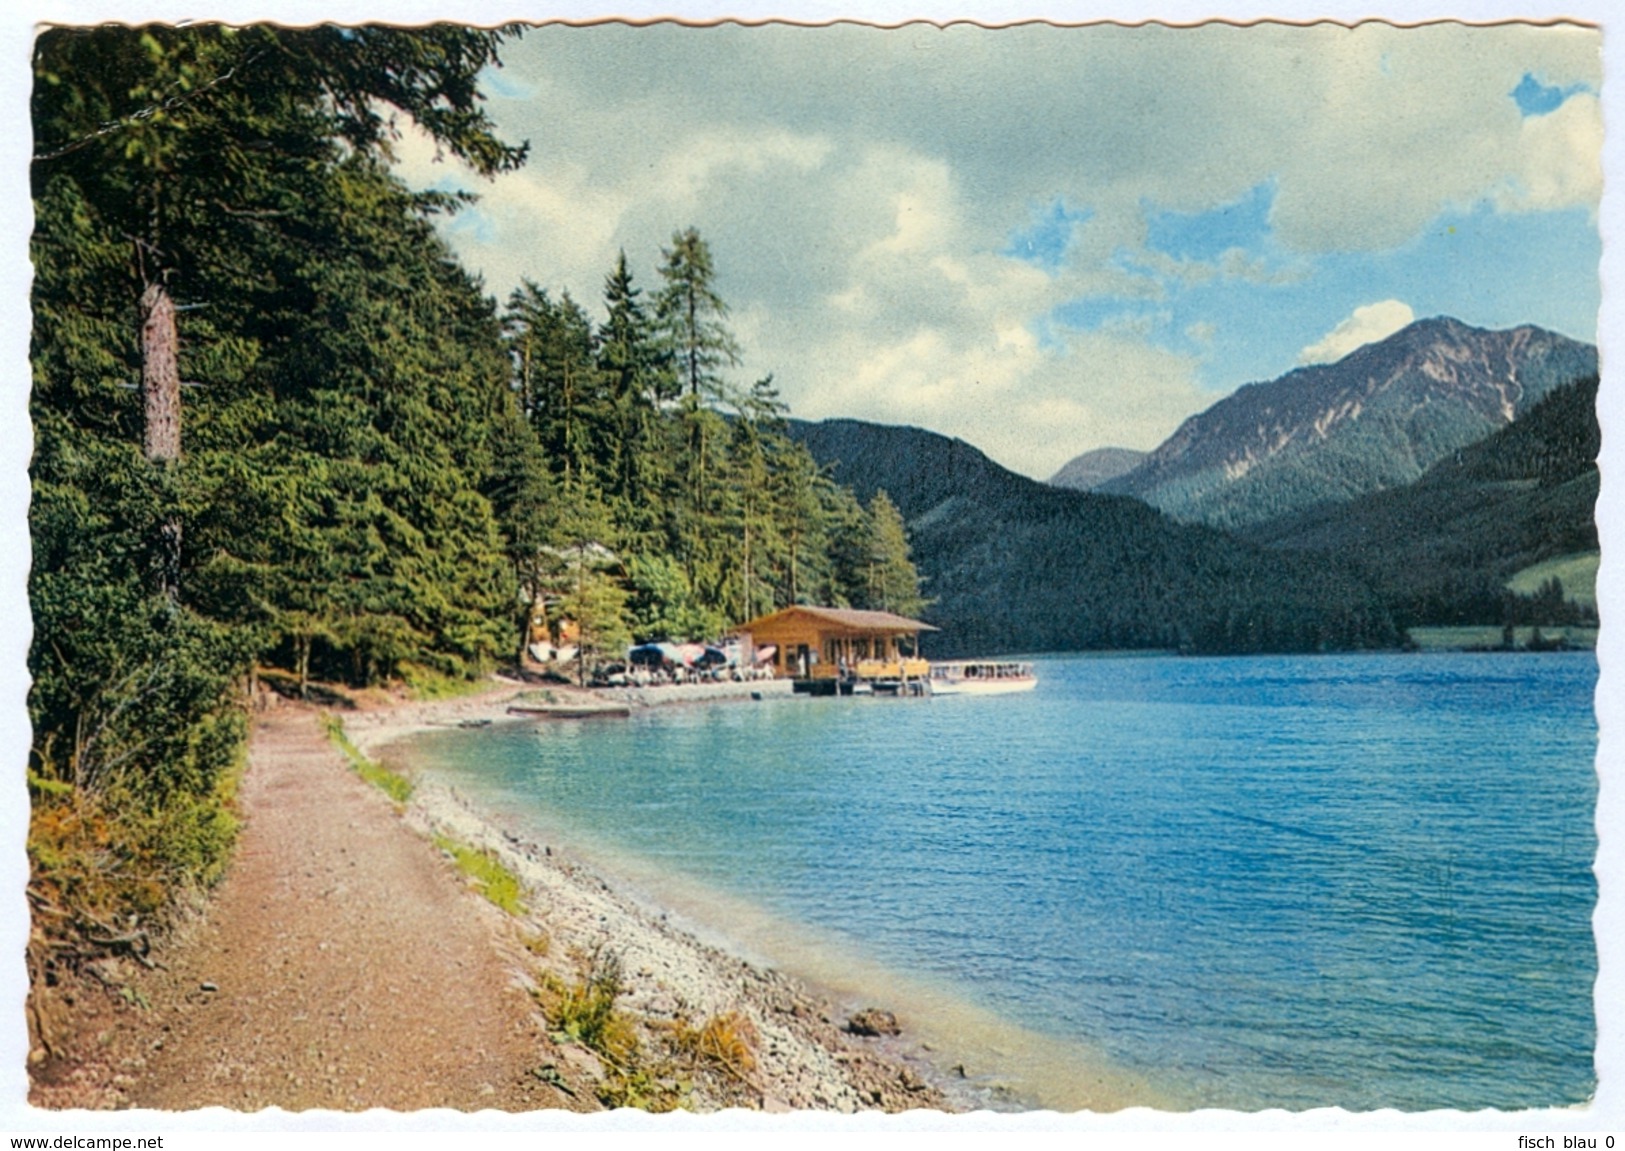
[1100,318,1597,529]
[1048,446,1147,491]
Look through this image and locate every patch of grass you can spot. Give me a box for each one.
[432,833,526,916]
[322,714,413,803]
[597,1066,689,1112]
[398,661,493,701]
[671,1010,758,1081]
[1506,551,1599,608]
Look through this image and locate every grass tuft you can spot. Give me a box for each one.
[322,714,413,803]
[433,833,526,916]
[539,948,637,1064]
[597,1066,689,1112]
[671,1010,758,1080]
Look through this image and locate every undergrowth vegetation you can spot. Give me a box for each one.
[671,1011,759,1081]
[27,755,243,932]
[26,738,245,1053]
[537,947,693,1111]
[398,661,496,702]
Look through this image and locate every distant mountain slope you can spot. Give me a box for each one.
[1048,447,1146,490]
[1239,375,1599,625]
[1101,317,1597,529]
[787,418,1399,656]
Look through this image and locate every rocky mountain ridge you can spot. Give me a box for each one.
[1097,317,1596,528]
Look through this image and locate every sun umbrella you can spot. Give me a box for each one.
[628,642,678,667]
[675,643,707,667]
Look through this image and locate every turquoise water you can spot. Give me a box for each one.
[401,652,1598,1111]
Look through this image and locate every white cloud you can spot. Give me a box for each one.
[1299,300,1416,365]
[1491,91,1603,215]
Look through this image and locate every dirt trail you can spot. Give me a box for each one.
[120,706,555,1111]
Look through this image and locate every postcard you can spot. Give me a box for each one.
[6,2,1618,1145]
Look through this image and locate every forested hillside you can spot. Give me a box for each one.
[1240,375,1600,628]
[28,25,921,947]
[789,420,1401,656]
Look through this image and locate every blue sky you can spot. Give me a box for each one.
[392,20,1602,478]
[1044,188,1600,392]
[1512,70,1594,116]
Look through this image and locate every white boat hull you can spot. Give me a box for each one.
[928,661,1037,696]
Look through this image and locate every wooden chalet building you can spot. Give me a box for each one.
[738,606,936,685]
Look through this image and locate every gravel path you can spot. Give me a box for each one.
[119,706,561,1112]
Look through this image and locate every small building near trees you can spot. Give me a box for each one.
[737,605,935,682]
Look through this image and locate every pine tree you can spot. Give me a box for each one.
[864,491,929,618]
[598,251,673,527]
[654,228,741,580]
[654,228,741,404]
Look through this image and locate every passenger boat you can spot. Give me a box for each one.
[928,661,1037,696]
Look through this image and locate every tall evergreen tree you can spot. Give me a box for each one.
[863,491,929,618]
[598,251,673,527]
[653,228,741,590]
[654,228,741,404]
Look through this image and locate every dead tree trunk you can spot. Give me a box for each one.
[140,281,181,463]
[140,281,183,599]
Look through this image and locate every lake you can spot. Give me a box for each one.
[398,651,1598,1111]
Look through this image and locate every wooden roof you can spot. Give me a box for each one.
[738,605,938,634]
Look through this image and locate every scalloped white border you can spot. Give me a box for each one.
[2,4,1615,1144]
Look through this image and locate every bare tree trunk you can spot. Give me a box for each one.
[140,281,183,600]
[296,633,311,701]
[140,281,181,463]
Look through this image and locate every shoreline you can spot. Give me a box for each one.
[356,676,1163,1114]
[28,678,961,1113]
[345,676,989,1113]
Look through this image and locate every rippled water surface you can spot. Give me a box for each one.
[402,652,1597,1110]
